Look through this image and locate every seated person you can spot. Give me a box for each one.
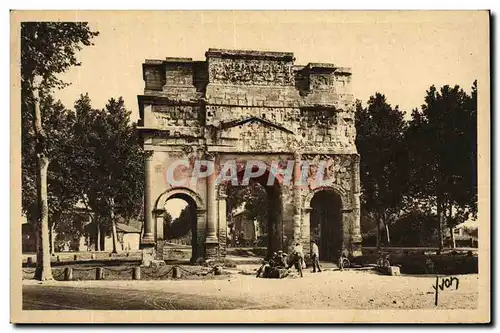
[256,252,278,278]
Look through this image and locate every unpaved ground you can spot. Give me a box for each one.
[23,268,478,309]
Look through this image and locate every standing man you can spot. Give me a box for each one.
[310,240,322,273]
[288,242,304,277]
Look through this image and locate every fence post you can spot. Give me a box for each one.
[132,267,141,280]
[64,267,73,281]
[96,267,104,280]
[172,266,181,279]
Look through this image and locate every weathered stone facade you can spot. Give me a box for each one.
[138,48,361,263]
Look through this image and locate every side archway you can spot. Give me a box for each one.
[155,187,205,211]
[155,187,206,262]
[303,186,346,262]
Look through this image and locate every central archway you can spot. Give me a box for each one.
[222,161,283,258]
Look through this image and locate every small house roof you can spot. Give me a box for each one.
[116,223,141,233]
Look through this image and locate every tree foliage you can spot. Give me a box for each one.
[22,94,80,229]
[356,83,477,248]
[226,182,269,235]
[21,22,99,92]
[355,94,409,244]
[21,22,99,279]
[167,205,194,239]
[406,82,477,247]
[72,95,148,250]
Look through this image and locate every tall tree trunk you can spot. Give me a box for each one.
[50,222,55,255]
[96,221,101,251]
[436,197,444,253]
[384,222,391,244]
[376,218,381,249]
[111,220,118,254]
[34,154,52,280]
[110,198,118,254]
[449,225,455,248]
[448,203,456,249]
[32,77,53,281]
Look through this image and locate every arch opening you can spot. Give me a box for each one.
[309,189,343,262]
[157,188,204,262]
[223,162,283,258]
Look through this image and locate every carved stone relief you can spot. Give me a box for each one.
[152,105,201,127]
[302,154,353,194]
[310,75,333,90]
[208,59,294,86]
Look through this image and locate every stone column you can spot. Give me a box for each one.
[217,188,228,260]
[141,153,155,265]
[351,154,362,257]
[193,209,206,262]
[301,207,312,258]
[205,153,219,259]
[341,209,353,256]
[292,152,302,245]
[153,208,165,260]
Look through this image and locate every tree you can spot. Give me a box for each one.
[21,22,99,280]
[163,211,173,239]
[390,210,439,247]
[168,206,194,239]
[226,182,269,235]
[355,95,409,246]
[72,95,148,253]
[406,82,477,250]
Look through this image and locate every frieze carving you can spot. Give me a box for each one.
[310,75,333,90]
[207,105,356,151]
[302,154,353,193]
[152,105,201,127]
[208,59,294,86]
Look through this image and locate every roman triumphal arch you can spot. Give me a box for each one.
[137,48,362,264]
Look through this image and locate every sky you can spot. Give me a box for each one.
[165,199,186,219]
[52,11,488,122]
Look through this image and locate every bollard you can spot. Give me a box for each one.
[64,267,73,281]
[27,257,33,266]
[96,267,104,280]
[172,266,182,279]
[132,267,141,280]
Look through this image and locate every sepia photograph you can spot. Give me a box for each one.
[10,10,490,323]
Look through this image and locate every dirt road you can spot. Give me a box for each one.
[23,269,478,310]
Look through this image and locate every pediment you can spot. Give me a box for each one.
[219,116,294,134]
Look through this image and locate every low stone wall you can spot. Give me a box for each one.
[22,251,143,266]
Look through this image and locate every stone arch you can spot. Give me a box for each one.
[303,185,346,262]
[220,159,284,257]
[303,185,347,210]
[155,186,205,212]
[155,187,205,262]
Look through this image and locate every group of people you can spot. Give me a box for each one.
[256,240,324,278]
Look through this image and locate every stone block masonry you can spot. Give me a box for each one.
[137,48,361,265]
